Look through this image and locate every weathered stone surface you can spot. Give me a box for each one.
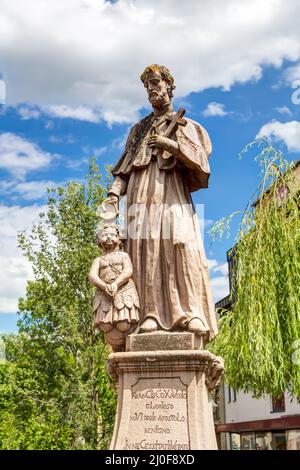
[126,331,203,352]
[104,64,218,340]
[91,65,225,451]
[108,333,224,450]
[88,224,140,351]
[126,376,189,450]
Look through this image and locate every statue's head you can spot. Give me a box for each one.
[140,64,175,108]
[96,223,121,250]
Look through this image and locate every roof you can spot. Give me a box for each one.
[252,158,300,207]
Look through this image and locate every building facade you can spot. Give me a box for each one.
[216,385,300,450]
[215,161,300,449]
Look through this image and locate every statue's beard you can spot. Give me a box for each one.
[149,90,170,108]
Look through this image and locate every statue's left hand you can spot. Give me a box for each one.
[148,135,179,155]
[106,282,118,297]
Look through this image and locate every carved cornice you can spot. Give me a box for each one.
[107,349,224,391]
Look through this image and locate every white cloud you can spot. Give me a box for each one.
[213,262,229,277]
[66,158,89,170]
[208,259,229,303]
[208,259,229,277]
[45,120,54,130]
[0,79,6,104]
[284,61,300,84]
[256,120,300,152]
[49,134,75,144]
[0,132,54,179]
[203,102,228,117]
[17,105,41,120]
[275,106,292,116]
[207,258,218,271]
[111,132,130,151]
[0,204,46,313]
[210,276,230,303]
[0,179,56,200]
[1,0,300,124]
[92,146,107,157]
[82,144,107,157]
[43,105,101,123]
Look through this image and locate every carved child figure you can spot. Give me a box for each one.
[88,223,139,350]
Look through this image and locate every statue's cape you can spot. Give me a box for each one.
[112,112,212,192]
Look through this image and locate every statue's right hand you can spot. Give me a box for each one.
[98,195,119,220]
[105,284,113,297]
[107,194,119,205]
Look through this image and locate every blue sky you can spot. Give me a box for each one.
[1,0,300,333]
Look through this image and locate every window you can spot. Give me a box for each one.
[229,431,291,450]
[241,432,256,450]
[272,432,287,450]
[212,399,220,422]
[230,433,241,450]
[228,386,237,403]
[271,394,285,413]
[286,430,300,450]
[255,432,272,450]
[228,386,231,403]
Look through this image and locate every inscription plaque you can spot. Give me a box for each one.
[125,377,190,450]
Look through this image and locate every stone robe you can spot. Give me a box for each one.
[109,111,218,340]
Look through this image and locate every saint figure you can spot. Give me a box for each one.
[105,64,217,342]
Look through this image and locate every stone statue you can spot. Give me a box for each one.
[99,66,224,451]
[88,223,139,350]
[104,64,218,342]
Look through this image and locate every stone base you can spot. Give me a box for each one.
[126,331,204,351]
[107,332,224,450]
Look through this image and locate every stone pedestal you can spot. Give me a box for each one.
[107,332,224,450]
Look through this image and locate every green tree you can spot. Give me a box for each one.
[0,160,117,449]
[210,143,300,399]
